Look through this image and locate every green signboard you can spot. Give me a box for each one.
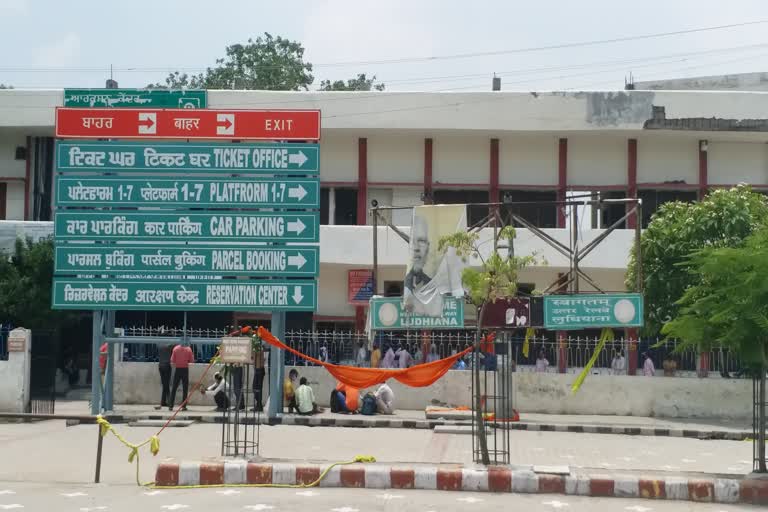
[56,141,319,174]
[64,89,207,108]
[54,245,318,277]
[370,296,465,330]
[52,279,317,311]
[543,293,644,330]
[56,176,320,208]
[55,212,319,242]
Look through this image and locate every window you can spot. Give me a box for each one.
[501,190,557,228]
[383,281,403,297]
[432,190,488,226]
[597,191,627,229]
[638,189,697,227]
[0,183,6,220]
[320,187,358,225]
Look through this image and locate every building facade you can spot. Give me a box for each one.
[1,88,767,331]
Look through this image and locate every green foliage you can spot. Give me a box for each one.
[319,74,385,91]
[439,228,536,308]
[626,184,768,335]
[0,84,13,89]
[662,226,768,371]
[0,237,76,330]
[152,33,314,91]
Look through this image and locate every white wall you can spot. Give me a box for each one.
[708,142,768,185]
[0,329,31,413]
[113,362,752,419]
[568,136,627,186]
[433,136,488,184]
[368,135,422,183]
[320,133,357,182]
[499,135,558,186]
[637,137,698,185]
[5,182,24,220]
[316,265,357,318]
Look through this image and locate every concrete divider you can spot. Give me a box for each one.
[113,362,752,419]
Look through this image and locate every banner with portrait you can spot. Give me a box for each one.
[403,204,467,317]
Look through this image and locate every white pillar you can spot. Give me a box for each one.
[0,328,31,412]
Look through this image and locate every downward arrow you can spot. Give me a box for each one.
[288,151,308,167]
[288,184,307,201]
[292,286,304,304]
[287,219,306,235]
[287,253,307,269]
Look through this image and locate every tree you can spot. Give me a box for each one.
[0,237,76,330]
[319,74,385,91]
[439,226,536,465]
[151,33,314,90]
[0,84,13,89]
[661,227,768,472]
[626,185,768,335]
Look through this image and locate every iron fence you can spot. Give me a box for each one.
[115,326,746,378]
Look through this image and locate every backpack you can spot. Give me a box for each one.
[361,393,377,415]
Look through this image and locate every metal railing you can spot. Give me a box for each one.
[114,326,746,377]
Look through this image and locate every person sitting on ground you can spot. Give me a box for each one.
[284,369,299,413]
[333,381,360,413]
[295,377,320,415]
[453,357,467,370]
[374,382,395,415]
[200,372,229,411]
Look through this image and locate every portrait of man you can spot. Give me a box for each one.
[403,205,467,317]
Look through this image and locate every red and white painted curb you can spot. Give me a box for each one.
[155,461,768,505]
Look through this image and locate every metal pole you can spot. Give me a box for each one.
[90,311,102,415]
[572,203,579,293]
[372,207,379,295]
[94,423,104,483]
[267,311,286,419]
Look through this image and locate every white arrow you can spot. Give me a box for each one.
[288,151,308,167]
[292,286,304,304]
[287,253,307,269]
[288,184,308,201]
[287,219,306,235]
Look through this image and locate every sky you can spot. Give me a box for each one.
[1,0,767,91]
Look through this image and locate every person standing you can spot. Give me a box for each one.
[643,352,656,377]
[535,350,550,373]
[284,369,299,413]
[169,343,194,411]
[396,346,413,368]
[155,344,173,411]
[252,343,266,413]
[611,350,626,375]
[370,343,382,368]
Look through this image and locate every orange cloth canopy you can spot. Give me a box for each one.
[257,326,474,389]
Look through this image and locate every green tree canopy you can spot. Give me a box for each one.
[0,237,75,330]
[0,84,13,89]
[319,73,385,91]
[626,185,768,335]
[152,33,314,91]
[661,226,768,471]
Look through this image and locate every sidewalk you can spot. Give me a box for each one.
[54,400,754,440]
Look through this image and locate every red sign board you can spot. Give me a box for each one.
[481,298,532,328]
[55,108,321,140]
[348,269,374,306]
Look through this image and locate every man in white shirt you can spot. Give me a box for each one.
[611,350,626,375]
[295,377,319,415]
[397,346,413,368]
[200,372,229,411]
[375,383,395,415]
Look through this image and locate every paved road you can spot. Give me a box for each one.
[0,421,754,486]
[0,482,762,512]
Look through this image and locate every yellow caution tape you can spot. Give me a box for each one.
[522,327,535,358]
[96,415,160,485]
[571,328,614,394]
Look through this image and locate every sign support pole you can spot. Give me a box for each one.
[90,311,103,415]
[268,311,286,420]
[104,310,115,411]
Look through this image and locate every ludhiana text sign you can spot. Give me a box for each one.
[64,89,207,109]
[543,293,644,330]
[370,296,465,330]
[54,245,318,277]
[57,177,319,208]
[53,280,317,311]
[55,141,319,174]
[55,212,319,242]
[55,108,321,140]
